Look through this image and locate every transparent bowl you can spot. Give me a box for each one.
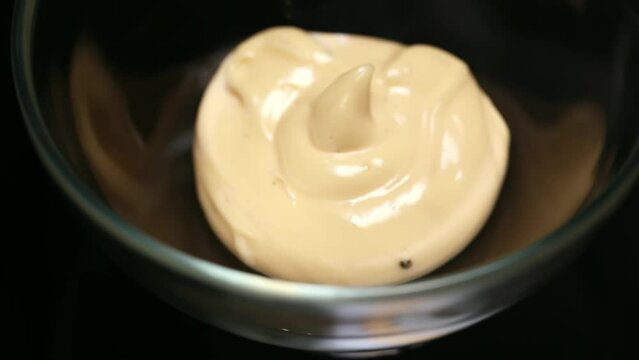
[13,0,639,356]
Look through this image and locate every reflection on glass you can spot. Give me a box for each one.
[69,39,248,270]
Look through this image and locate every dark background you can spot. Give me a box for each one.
[4,1,638,359]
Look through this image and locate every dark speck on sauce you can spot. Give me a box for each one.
[400,259,412,269]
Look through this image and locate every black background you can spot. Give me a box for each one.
[4,1,638,359]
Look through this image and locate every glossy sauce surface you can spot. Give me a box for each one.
[194,27,510,285]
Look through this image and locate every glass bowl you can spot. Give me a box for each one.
[13,0,639,356]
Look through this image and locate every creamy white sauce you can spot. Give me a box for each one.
[194,27,510,285]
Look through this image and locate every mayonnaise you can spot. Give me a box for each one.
[194,27,510,285]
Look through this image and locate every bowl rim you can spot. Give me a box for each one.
[12,0,639,301]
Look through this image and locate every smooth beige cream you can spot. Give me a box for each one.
[194,27,510,285]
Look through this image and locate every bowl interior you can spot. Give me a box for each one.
[24,0,639,282]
